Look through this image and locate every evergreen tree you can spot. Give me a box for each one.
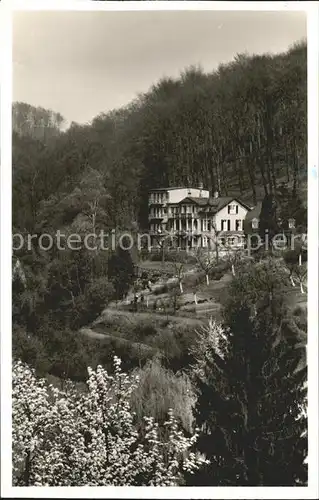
[188,259,307,486]
[108,237,135,299]
[259,193,280,249]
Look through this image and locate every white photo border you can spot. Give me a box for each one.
[1,1,318,498]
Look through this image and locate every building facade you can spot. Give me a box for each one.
[148,185,251,250]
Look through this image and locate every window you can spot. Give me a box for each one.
[288,218,296,229]
[228,204,237,215]
[221,220,230,231]
[235,220,242,231]
[252,218,259,229]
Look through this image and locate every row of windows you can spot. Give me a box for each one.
[150,217,296,233]
[171,204,239,216]
[221,219,243,231]
[150,223,163,233]
[150,207,167,218]
[162,203,240,217]
[167,219,244,232]
[149,192,168,204]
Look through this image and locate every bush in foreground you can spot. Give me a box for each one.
[12,357,207,486]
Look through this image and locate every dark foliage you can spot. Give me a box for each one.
[188,260,307,486]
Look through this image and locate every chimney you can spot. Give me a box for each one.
[213,191,219,199]
[198,181,203,197]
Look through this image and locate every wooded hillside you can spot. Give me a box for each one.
[13,40,307,233]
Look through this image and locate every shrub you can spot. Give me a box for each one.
[131,358,196,433]
[283,247,307,266]
[84,278,114,315]
[132,323,158,343]
[12,326,51,377]
[153,284,168,295]
[209,261,231,280]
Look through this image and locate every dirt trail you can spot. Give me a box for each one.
[96,308,205,326]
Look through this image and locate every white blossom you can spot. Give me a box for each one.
[12,358,208,486]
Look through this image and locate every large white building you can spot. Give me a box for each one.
[148,184,252,249]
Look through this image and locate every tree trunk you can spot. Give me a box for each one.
[300,282,304,294]
[257,153,269,196]
[290,275,296,287]
[231,264,235,276]
[162,242,165,267]
[23,450,31,486]
[179,281,183,294]
[206,273,209,286]
[194,292,198,305]
[247,155,257,205]
[299,253,302,267]
[292,138,298,196]
[216,159,222,193]
[70,290,75,308]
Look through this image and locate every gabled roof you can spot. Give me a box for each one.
[150,187,184,191]
[178,196,208,206]
[201,196,234,212]
[178,196,252,213]
[150,186,209,192]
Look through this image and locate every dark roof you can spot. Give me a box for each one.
[150,187,183,191]
[178,196,252,213]
[204,196,234,211]
[178,196,209,206]
[150,186,209,192]
[245,201,262,221]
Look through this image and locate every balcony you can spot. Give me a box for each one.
[148,215,168,223]
[180,213,194,218]
[149,230,166,237]
[148,199,168,206]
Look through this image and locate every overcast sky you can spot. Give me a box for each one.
[13,10,306,125]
